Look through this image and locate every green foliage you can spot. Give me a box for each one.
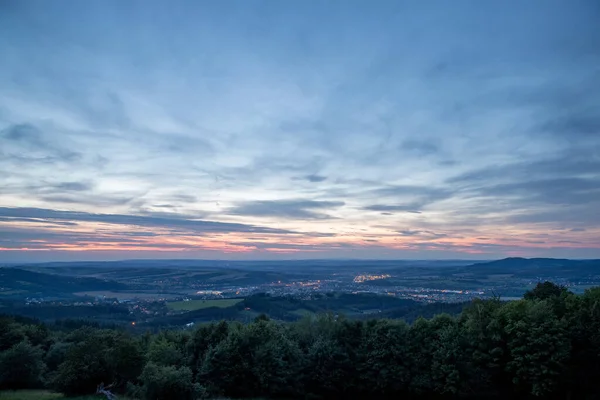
[524,281,570,301]
[50,329,144,396]
[200,320,303,398]
[362,319,410,396]
[139,362,198,400]
[147,337,184,367]
[3,281,600,399]
[0,341,46,390]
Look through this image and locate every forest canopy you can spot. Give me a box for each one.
[1,282,600,399]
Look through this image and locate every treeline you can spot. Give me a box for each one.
[1,282,600,399]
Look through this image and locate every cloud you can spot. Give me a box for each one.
[1,123,82,163]
[170,194,197,203]
[372,185,452,202]
[0,207,294,234]
[397,229,422,236]
[1,0,599,258]
[364,204,422,213]
[302,174,327,183]
[400,139,440,156]
[398,229,448,239]
[571,228,587,232]
[40,194,136,207]
[51,182,93,191]
[0,179,140,208]
[228,199,345,220]
[4,123,43,144]
[484,178,600,206]
[0,217,78,226]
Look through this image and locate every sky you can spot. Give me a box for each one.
[1,0,599,262]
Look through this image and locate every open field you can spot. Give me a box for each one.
[0,391,134,400]
[167,298,243,311]
[0,391,62,400]
[74,291,181,300]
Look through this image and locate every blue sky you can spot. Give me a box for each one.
[1,0,599,261]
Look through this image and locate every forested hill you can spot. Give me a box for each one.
[463,257,600,276]
[0,267,128,298]
[2,282,600,399]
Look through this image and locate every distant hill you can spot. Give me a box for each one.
[461,257,600,278]
[0,267,128,298]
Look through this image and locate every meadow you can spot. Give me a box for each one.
[166,298,243,311]
[0,390,135,400]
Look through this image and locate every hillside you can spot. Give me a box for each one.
[0,267,128,299]
[462,257,600,278]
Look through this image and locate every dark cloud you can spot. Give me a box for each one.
[0,217,77,226]
[506,206,600,225]
[449,153,600,186]
[117,231,160,237]
[398,229,421,236]
[52,181,93,191]
[542,112,600,139]
[0,226,189,250]
[364,204,422,213]
[135,210,208,220]
[228,241,323,251]
[372,185,452,203]
[161,133,214,155]
[228,199,344,220]
[0,207,294,234]
[522,74,600,141]
[485,178,600,206]
[40,194,136,207]
[397,229,448,239]
[4,123,43,144]
[303,174,327,183]
[400,140,440,156]
[1,123,82,163]
[445,148,600,228]
[301,231,338,238]
[360,185,452,214]
[0,179,140,208]
[170,194,197,203]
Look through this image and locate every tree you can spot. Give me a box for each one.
[429,315,468,396]
[0,340,46,389]
[200,319,303,398]
[0,319,27,352]
[140,362,199,400]
[51,335,112,396]
[186,321,229,372]
[147,337,184,367]
[524,281,569,301]
[362,319,410,397]
[502,300,570,397]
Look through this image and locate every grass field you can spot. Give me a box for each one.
[0,391,62,400]
[167,298,243,311]
[0,390,134,400]
[73,291,181,300]
[291,309,315,317]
